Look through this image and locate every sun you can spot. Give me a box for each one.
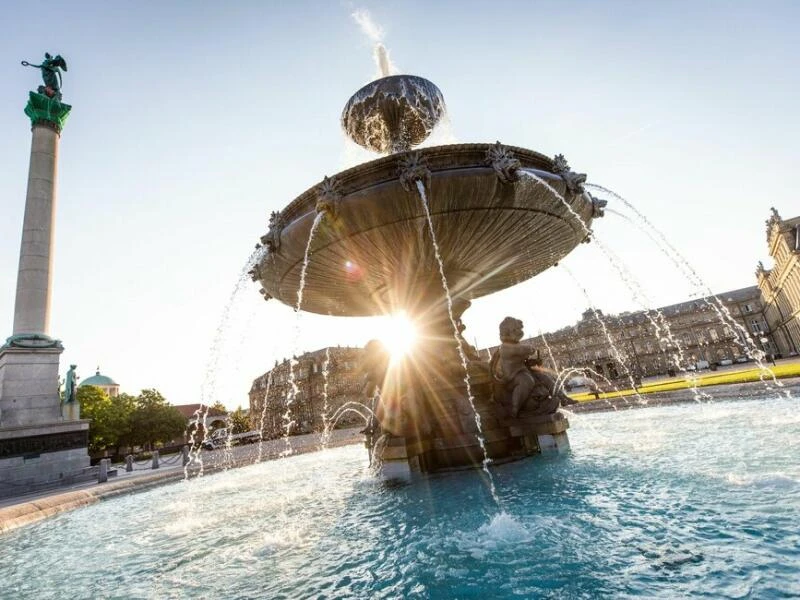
[376,311,418,361]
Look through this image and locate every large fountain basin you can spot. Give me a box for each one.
[255,143,595,316]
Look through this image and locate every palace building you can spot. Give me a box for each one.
[515,286,773,381]
[248,346,364,438]
[756,208,800,357]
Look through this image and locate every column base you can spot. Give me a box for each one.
[0,342,64,426]
[0,420,91,498]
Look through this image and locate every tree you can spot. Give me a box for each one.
[109,393,136,455]
[129,389,186,449]
[77,385,113,454]
[229,406,250,434]
[78,387,138,455]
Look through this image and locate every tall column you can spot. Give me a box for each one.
[13,122,60,336]
[0,90,88,497]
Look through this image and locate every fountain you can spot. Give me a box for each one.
[249,72,606,478]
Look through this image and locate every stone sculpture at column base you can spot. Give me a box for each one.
[0,339,90,497]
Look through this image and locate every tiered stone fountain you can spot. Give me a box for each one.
[251,74,605,478]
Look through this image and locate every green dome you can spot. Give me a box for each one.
[80,369,118,387]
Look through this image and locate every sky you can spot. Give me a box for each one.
[0,1,798,409]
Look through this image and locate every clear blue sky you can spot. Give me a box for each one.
[1,1,798,408]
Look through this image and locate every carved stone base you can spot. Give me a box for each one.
[0,343,64,427]
[371,376,570,477]
[0,420,90,498]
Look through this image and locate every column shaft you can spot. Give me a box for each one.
[12,124,59,336]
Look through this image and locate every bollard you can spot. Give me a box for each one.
[125,455,133,472]
[98,458,108,483]
[182,445,190,466]
[151,450,160,469]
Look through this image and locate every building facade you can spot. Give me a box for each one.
[756,209,800,357]
[249,346,364,438]
[489,285,775,383]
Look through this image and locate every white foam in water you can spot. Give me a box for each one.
[725,472,800,489]
[452,513,533,560]
[477,512,530,543]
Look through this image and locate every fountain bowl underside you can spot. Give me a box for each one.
[255,144,596,316]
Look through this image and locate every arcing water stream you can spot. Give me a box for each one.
[280,212,326,458]
[415,180,501,507]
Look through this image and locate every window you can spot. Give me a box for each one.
[743,304,753,313]
[750,319,764,334]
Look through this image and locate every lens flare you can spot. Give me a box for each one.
[377,311,417,360]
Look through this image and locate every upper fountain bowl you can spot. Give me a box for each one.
[341,75,446,154]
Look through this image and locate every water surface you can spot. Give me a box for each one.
[3,396,798,599]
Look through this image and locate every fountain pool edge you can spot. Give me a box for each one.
[3,380,796,535]
[0,428,364,535]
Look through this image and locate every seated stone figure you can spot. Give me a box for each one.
[491,317,561,417]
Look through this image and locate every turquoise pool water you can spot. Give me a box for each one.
[3,396,798,599]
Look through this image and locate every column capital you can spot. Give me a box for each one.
[24,91,71,134]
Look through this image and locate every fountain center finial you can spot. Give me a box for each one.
[341,75,446,155]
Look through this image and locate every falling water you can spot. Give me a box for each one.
[536,329,561,372]
[318,348,332,449]
[553,366,621,400]
[326,402,374,429]
[185,245,267,477]
[519,170,710,403]
[415,180,501,506]
[591,184,788,395]
[560,264,648,404]
[591,238,711,403]
[282,212,326,458]
[255,371,274,464]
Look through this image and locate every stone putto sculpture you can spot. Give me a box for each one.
[491,317,564,417]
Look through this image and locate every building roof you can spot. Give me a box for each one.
[80,369,118,387]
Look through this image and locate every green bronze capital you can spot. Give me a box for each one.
[24,91,71,133]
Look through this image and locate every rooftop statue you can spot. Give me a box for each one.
[21,53,68,101]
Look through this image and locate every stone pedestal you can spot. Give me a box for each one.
[0,420,91,498]
[370,360,571,477]
[0,343,63,426]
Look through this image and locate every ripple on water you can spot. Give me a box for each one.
[1,397,799,599]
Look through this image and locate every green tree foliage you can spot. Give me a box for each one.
[77,385,113,454]
[229,406,251,434]
[109,393,137,454]
[79,387,185,453]
[210,401,228,415]
[129,389,186,449]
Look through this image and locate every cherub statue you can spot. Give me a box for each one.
[22,53,68,101]
[491,317,562,417]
